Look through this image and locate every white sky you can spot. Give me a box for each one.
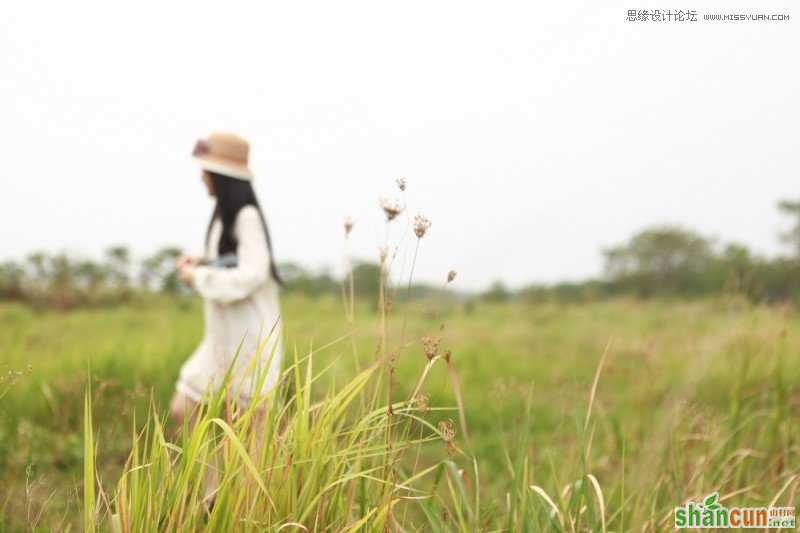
[1,1,797,290]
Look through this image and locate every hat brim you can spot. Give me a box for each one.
[193,156,253,181]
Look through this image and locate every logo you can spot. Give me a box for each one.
[674,492,795,529]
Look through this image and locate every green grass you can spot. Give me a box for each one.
[1,294,799,530]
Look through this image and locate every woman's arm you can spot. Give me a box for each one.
[190,206,270,303]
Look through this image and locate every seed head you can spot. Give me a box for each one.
[413,214,431,238]
[438,419,456,442]
[379,197,404,222]
[438,419,457,455]
[396,176,407,192]
[344,216,354,236]
[422,335,440,361]
[447,270,457,284]
[415,393,430,414]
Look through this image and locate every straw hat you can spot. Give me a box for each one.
[192,132,253,181]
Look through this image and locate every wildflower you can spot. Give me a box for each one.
[379,197,404,221]
[344,216,354,236]
[413,215,431,238]
[396,176,407,192]
[447,270,457,284]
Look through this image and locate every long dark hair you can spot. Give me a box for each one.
[205,172,282,285]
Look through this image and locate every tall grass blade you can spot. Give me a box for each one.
[83,380,95,533]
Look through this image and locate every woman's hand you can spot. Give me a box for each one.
[176,255,199,270]
[177,263,195,286]
[176,255,198,286]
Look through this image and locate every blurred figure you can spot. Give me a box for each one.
[170,132,283,426]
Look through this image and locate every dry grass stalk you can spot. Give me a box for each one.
[442,349,470,447]
[342,216,356,322]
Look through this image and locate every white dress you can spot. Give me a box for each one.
[175,205,283,403]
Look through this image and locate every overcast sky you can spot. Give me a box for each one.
[1,1,797,290]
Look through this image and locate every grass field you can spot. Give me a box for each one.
[1,294,799,530]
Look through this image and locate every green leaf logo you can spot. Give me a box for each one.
[703,492,720,510]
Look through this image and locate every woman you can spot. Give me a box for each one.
[170,132,283,425]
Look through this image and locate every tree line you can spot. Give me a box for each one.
[4,199,800,309]
[0,246,183,309]
[485,199,800,304]
[0,248,449,310]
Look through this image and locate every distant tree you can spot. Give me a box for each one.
[352,262,381,301]
[26,252,48,282]
[603,226,715,296]
[0,261,24,299]
[777,199,800,256]
[756,257,800,303]
[156,247,183,294]
[74,260,108,294]
[139,256,159,290]
[518,284,549,304]
[483,281,511,302]
[49,254,73,290]
[711,243,762,299]
[140,247,182,294]
[279,261,340,296]
[48,253,78,308]
[105,245,131,292]
[551,281,590,303]
[278,261,310,284]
